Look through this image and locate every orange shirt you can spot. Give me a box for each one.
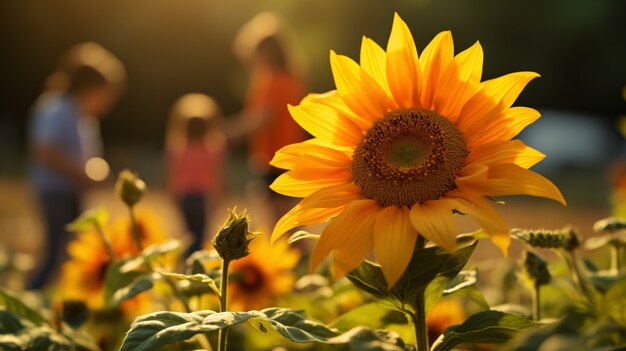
[245,68,305,165]
[168,140,225,196]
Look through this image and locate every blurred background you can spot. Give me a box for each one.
[1,0,626,280]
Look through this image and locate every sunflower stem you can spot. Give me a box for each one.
[93,221,116,260]
[127,205,143,252]
[218,258,231,351]
[531,283,541,321]
[610,244,622,275]
[412,291,429,350]
[410,235,429,350]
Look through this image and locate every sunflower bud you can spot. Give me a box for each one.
[60,300,89,329]
[212,208,258,261]
[593,217,626,234]
[511,227,580,251]
[523,250,551,287]
[115,169,146,207]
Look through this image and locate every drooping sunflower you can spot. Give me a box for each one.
[270,13,565,287]
[226,238,300,312]
[59,210,167,310]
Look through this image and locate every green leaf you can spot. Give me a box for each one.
[604,276,626,325]
[103,258,145,306]
[109,274,155,307]
[65,208,109,232]
[327,326,408,351]
[121,310,215,351]
[161,272,220,296]
[442,270,490,310]
[120,239,181,273]
[121,308,409,351]
[348,241,478,314]
[0,287,47,325]
[443,269,478,294]
[0,310,24,334]
[0,321,99,351]
[590,270,625,293]
[432,310,536,351]
[346,260,389,301]
[330,302,406,332]
[456,230,489,244]
[288,230,320,244]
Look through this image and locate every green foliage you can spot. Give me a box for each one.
[604,276,626,325]
[0,288,46,325]
[120,239,181,273]
[505,309,626,351]
[109,274,155,307]
[0,302,99,351]
[65,208,109,233]
[103,258,147,307]
[431,310,536,351]
[347,239,478,314]
[330,303,406,332]
[121,307,409,351]
[442,270,490,310]
[160,272,220,296]
[326,326,408,351]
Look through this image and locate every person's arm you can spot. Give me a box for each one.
[34,143,95,188]
[222,106,274,142]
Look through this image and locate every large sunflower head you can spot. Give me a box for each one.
[270,13,565,287]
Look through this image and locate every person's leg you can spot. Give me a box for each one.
[29,192,80,290]
[180,194,206,257]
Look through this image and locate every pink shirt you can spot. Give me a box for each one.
[168,141,225,196]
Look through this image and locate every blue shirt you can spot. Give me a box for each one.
[29,93,85,195]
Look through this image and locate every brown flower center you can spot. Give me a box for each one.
[233,263,265,291]
[351,109,468,207]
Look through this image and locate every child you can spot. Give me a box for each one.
[166,94,226,257]
[28,45,125,289]
[229,12,306,223]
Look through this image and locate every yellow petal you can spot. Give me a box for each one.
[310,199,380,272]
[459,163,566,205]
[386,13,420,108]
[374,206,417,287]
[469,107,541,147]
[272,183,361,241]
[446,190,510,255]
[360,36,394,99]
[272,206,343,243]
[271,139,352,170]
[467,139,545,169]
[270,168,352,198]
[460,72,539,142]
[330,51,389,121]
[434,41,483,122]
[409,200,456,252]
[288,102,363,147]
[332,210,378,277]
[419,31,454,109]
[307,90,373,130]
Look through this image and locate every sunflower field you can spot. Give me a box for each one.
[1,2,626,351]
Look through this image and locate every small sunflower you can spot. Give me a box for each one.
[426,299,465,344]
[226,238,300,311]
[270,13,565,287]
[59,210,167,309]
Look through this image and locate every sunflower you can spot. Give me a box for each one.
[270,13,565,287]
[226,238,300,311]
[59,209,167,309]
[426,299,465,345]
